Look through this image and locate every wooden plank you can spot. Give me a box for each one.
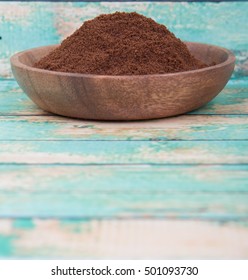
[1,79,248,116]
[1,165,247,193]
[1,115,248,141]
[0,2,247,78]
[0,165,247,219]
[0,219,248,258]
[0,2,59,78]
[0,80,48,116]
[0,140,247,164]
[1,0,248,2]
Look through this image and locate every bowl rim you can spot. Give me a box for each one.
[10,41,236,79]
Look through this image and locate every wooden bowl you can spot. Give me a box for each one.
[10,42,235,120]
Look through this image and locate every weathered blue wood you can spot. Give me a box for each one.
[0,1,247,259]
[0,2,59,78]
[0,140,247,164]
[0,0,247,3]
[1,115,248,140]
[1,165,247,193]
[0,80,48,116]
[0,79,248,116]
[1,218,248,259]
[0,2,248,78]
[0,165,247,219]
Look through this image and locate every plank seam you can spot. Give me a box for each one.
[0,0,247,2]
[0,139,248,141]
[0,216,247,222]
[0,163,248,166]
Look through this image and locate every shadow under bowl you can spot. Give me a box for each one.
[10,42,235,120]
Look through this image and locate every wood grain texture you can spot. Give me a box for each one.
[0,1,248,259]
[1,165,247,193]
[0,2,247,78]
[0,219,248,259]
[0,140,248,164]
[2,0,248,2]
[10,43,235,120]
[1,115,248,140]
[0,165,248,219]
[0,80,49,116]
[1,79,248,116]
[0,80,247,258]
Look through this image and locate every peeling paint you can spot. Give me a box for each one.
[1,165,247,192]
[0,2,248,259]
[0,3,33,23]
[1,114,248,141]
[1,2,248,78]
[1,219,247,259]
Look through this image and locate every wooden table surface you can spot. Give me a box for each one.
[0,2,248,259]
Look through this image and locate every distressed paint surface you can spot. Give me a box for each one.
[0,76,248,257]
[0,165,248,219]
[0,219,248,259]
[0,140,248,164]
[0,80,49,116]
[1,165,248,193]
[0,2,248,259]
[0,2,248,77]
[1,115,248,140]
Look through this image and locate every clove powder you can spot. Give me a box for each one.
[35,12,207,75]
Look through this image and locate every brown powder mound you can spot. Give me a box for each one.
[35,12,207,75]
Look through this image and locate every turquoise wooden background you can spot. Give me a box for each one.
[0,2,248,258]
[1,2,248,78]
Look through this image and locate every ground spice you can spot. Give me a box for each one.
[35,12,207,75]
